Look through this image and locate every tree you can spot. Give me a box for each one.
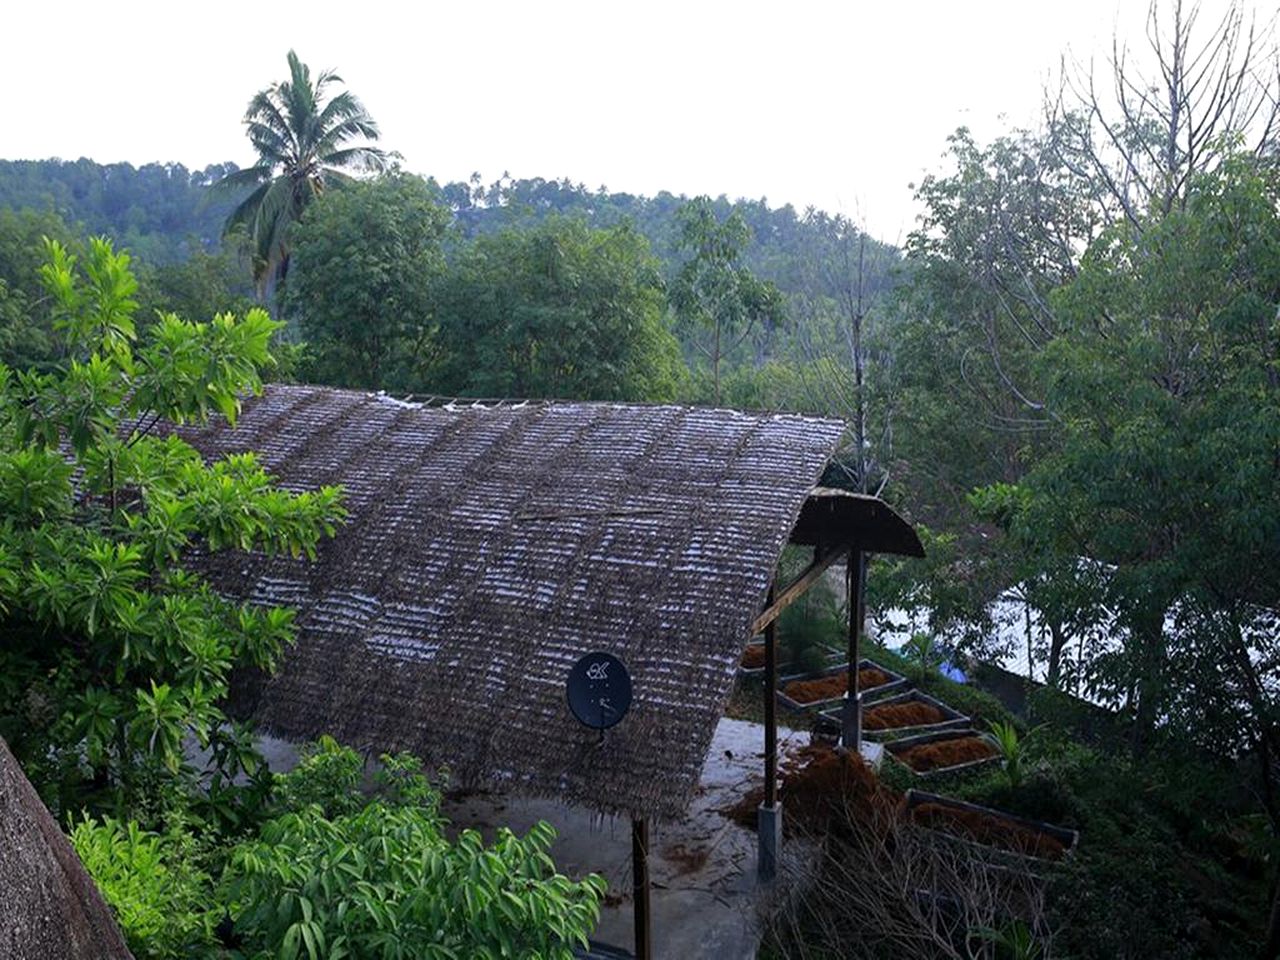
[435,217,685,401]
[0,207,77,372]
[216,51,388,297]
[1009,154,1280,947]
[287,175,451,390]
[1051,0,1280,230]
[671,197,786,405]
[0,236,345,818]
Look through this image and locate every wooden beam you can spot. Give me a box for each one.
[632,818,652,960]
[750,544,851,637]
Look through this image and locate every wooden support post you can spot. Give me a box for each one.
[758,583,783,882]
[763,583,777,808]
[843,549,866,750]
[632,818,652,960]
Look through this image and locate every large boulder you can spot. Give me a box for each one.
[0,736,132,960]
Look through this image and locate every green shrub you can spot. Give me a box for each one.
[224,741,605,959]
[70,813,217,959]
[271,733,367,818]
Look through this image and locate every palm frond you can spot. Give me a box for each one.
[319,146,389,174]
[223,180,273,237]
[209,164,273,197]
[315,90,380,137]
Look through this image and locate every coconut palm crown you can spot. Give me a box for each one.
[217,50,389,296]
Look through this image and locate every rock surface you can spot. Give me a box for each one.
[0,736,132,960]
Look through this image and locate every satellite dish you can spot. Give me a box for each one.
[566,652,633,730]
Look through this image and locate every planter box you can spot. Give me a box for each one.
[776,658,908,712]
[817,689,970,741]
[884,728,1000,777]
[904,788,1079,863]
[738,640,843,678]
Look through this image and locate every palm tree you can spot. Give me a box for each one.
[217,50,388,297]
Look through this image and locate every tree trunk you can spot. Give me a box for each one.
[1046,621,1067,689]
[1265,874,1280,960]
[1128,611,1167,758]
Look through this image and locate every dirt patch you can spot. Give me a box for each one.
[895,736,998,772]
[782,668,890,704]
[863,700,948,731]
[662,842,712,875]
[720,783,766,829]
[741,645,767,669]
[910,802,1067,860]
[721,746,903,840]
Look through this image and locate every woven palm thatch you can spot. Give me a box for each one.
[0,737,133,960]
[179,385,844,819]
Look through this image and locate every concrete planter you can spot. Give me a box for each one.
[884,728,1000,777]
[775,658,908,712]
[738,641,843,678]
[818,689,970,741]
[904,788,1079,863]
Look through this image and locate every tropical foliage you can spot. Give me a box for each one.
[0,235,344,819]
[72,738,605,960]
[216,51,387,294]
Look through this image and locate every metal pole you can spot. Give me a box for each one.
[632,817,652,960]
[843,549,866,749]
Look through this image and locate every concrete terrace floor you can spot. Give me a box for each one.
[439,718,816,960]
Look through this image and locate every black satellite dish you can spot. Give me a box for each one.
[566,652,633,730]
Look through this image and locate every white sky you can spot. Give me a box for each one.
[0,1,1252,241]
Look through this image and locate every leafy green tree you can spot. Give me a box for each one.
[0,207,78,371]
[1019,155,1280,748]
[0,236,345,818]
[671,197,785,404]
[436,217,685,401]
[216,51,388,296]
[1005,154,1280,948]
[287,175,451,390]
[135,246,256,329]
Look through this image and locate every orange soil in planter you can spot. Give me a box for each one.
[741,645,767,669]
[782,668,890,704]
[910,802,1067,860]
[863,700,949,730]
[895,736,998,772]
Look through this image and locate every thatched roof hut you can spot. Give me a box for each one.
[179,385,846,819]
[0,737,132,960]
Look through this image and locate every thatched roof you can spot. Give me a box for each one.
[179,385,844,819]
[0,737,133,960]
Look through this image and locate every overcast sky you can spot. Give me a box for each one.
[1,1,1255,241]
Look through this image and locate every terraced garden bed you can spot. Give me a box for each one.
[885,729,999,776]
[738,641,843,677]
[905,789,1078,862]
[776,659,908,711]
[817,689,970,740]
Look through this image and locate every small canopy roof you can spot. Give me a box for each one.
[0,737,133,960]
[181,386,847,820]
[790,487,925,557]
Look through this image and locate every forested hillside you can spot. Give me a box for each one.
[0,159,240,262]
